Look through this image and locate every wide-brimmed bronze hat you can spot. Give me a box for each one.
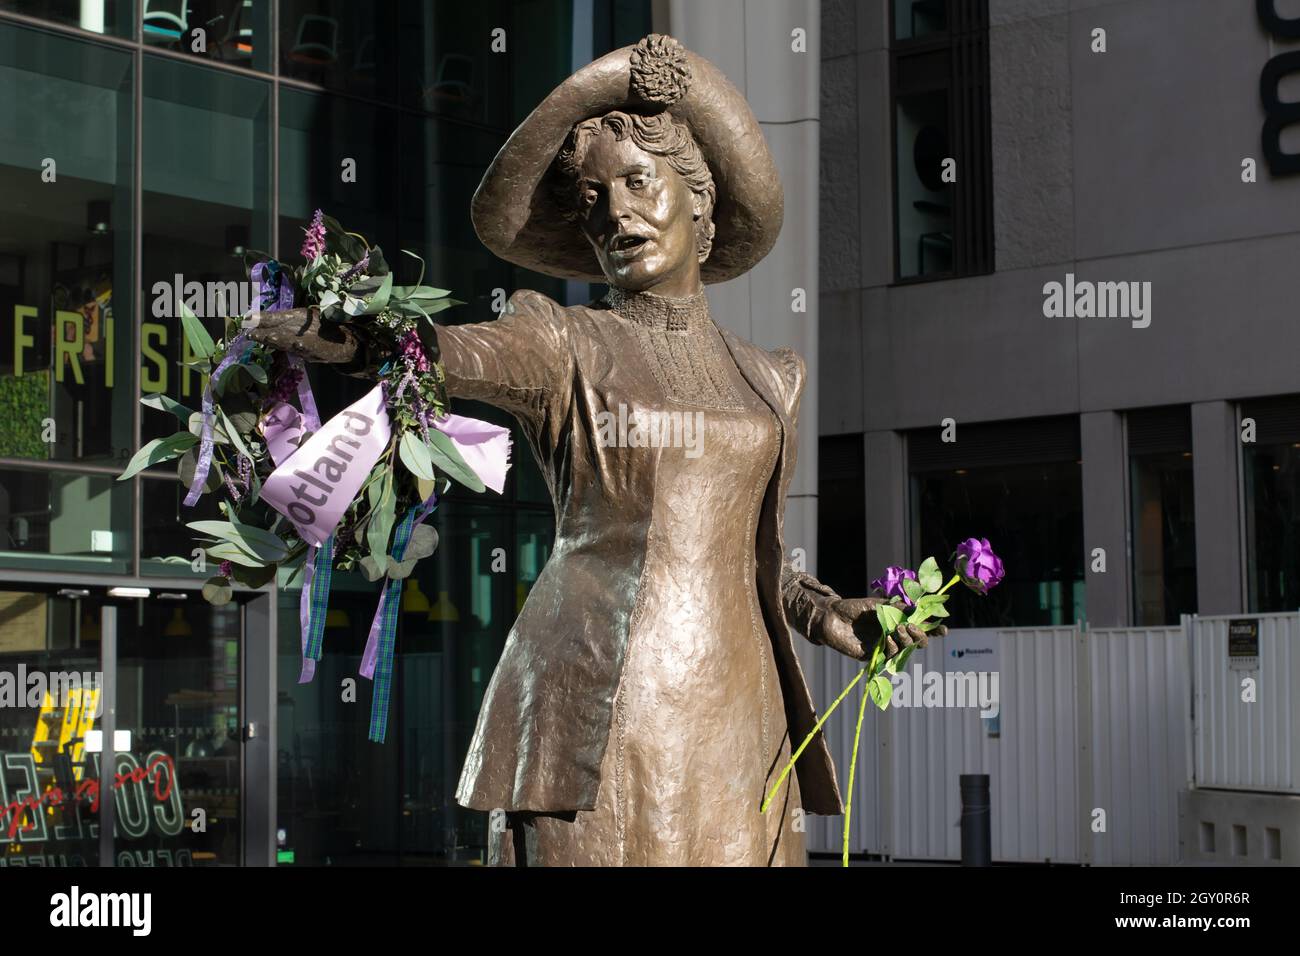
[470,33,783,285]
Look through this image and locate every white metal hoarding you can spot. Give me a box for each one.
[1084,626,1190,865]
[1191,613,1300,794]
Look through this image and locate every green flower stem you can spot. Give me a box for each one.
[761,665,868,813]
[767,570,964,818]
[842,670,872,867]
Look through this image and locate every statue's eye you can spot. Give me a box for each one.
[628,176,647,189]
[581,188,598,207]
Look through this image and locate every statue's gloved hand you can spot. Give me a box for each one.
[819,596,948,663]
[241,307,391,378]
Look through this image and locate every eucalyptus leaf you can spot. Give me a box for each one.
[141,393,194,422]
[202,576,234,607]
[359,554,387,582]
[177,448,223,493]
[119,432,198,481]
[426,429,485,493]
[230,561,277,589]
[365,473,396,575]
[386,556,418,580]
[218,406,254,463]
[178,301,215,360]
[188,412,230,445]
[363,272,393,314]
[404,524,438,561]
[206,541,265,568]
[399,432,435,481]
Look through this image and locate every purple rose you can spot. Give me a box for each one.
[953,538,1005,594]
[870,565,920,608]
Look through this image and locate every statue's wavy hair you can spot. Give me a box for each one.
[552,110,717,264]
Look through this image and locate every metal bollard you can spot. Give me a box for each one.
[960,773,991,867]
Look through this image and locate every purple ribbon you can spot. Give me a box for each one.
[359,493,440,680]
[184,332,249,507]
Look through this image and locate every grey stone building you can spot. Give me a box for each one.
[818,0,1300,628]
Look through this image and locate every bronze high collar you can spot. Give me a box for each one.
[602,286,710,331]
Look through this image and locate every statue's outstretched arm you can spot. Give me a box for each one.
[244,289,573,425]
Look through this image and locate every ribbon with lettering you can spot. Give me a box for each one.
[260,385,392,547]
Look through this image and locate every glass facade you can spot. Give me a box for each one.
[1127,406,1196,626]
[0,0,651,867]
[908,418,1085,627]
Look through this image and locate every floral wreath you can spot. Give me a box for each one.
[120,211,511,742]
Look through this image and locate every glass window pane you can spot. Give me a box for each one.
[0,25,135,466]
[895,88,952,279]
[140,472,222,576]
[1245,441,1300,612]
[279,0,397,100]
[1130,451,1197,625]
[911,461,1084,627]
[0,466,131,572]
[141,57,269,455]
[894,0,948,42]
[0,589,108,867]
[141,0,271,71]
[0,0,135,37]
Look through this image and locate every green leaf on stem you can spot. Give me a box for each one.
[867,674,893,710]
[902,577,925,604]
[917,556,943,593]
[426,429,485,493]
[178,301,215,360]
[398,431,435,481]
[141,393,194,422]
[118,432,198,481]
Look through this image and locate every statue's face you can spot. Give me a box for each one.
[575,129,703,294]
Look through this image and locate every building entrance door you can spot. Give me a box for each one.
[0,581,275,867]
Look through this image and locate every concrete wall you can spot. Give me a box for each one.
[820,0,1300,621]
[664,0,823,575]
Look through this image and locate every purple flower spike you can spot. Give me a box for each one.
[953,537,1005,594]
[301,209,326,262]
[218,560,234,580]
[870,565,920,608]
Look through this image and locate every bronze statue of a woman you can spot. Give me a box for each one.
[249,33,940,866]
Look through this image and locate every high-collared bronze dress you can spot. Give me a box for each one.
[428,284,847,866]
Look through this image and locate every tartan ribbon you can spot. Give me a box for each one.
[297,534,335,684]
[283,351,332,685]
[367,507,419,743]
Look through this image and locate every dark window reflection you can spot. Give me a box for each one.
[0,466,131,571]
[0,0,133,37]
[0,26,135,465]
[1246,441,1300,612]
[142,0,271,72]
[1130,451,1197,625]
[141,56,270,451]
[911,461,1084,627]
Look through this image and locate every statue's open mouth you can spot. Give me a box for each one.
[610,234,650,254]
